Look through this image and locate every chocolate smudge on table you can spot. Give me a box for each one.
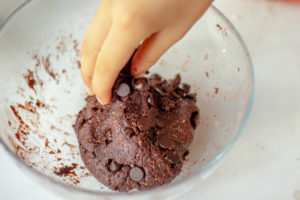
[54,163,78,177]
[8,33,94,186]
[205,72,209,78]
[9,105,30,146]
[23,70,36,91]
[214,87,219,95]
[42,55,59,83]
[216,24,228,37]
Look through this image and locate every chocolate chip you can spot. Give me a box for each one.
[156,120,165,128]
[190,111,199,129]
[150,73,162,80]
[130,167,144,182]
[186,93,197,101]
[125,127,135,137]
[143,135,153,146]
[175,88,185,97]
[150,79,165,88]
[147,130,156,142]
[182,150,190,160]
[117,83,131,97]
[131,92,142,106]
[137,117,151,131]
[154,86,166,95]
[133,78,149,91]
[165,151,180,164]
[169,74,181,90]
[161,82,170,92]
[147,95,154,106]
[158,137,176,150]
[182,83,191,93]
[109,161,122,172]
[171,91,182,99]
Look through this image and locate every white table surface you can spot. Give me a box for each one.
[1,0,300,199]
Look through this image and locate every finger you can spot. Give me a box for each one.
[92,25,145,105]
[131,0,213,77]
[130,29,183,77]
[81,2,111,94]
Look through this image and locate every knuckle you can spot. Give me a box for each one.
[113,5,144,30]
[113,6,153,37]
[115,12,137,29]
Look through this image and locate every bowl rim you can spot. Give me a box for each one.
[0,0,255,197]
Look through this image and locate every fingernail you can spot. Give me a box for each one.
[96,96,104,105]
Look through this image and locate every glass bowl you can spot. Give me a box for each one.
[0,0,254,199]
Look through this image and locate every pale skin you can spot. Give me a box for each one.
[81,0,213,105]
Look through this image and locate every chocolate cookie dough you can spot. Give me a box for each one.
[73,66,199,192]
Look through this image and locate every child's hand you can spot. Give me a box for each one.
[81,0,213,105]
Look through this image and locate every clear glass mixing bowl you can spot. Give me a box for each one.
[0,0,254,199]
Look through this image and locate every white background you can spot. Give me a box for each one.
[0,0,300,199]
